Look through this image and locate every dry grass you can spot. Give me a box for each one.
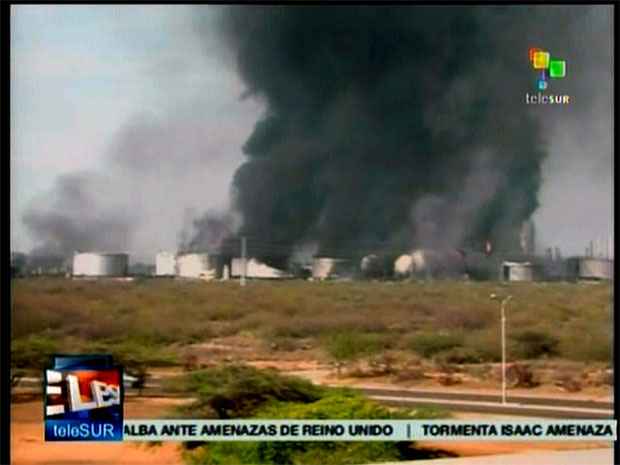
[11,278,613,368]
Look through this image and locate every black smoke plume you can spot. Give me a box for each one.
[219,6,593,265]
[178,210,237,254]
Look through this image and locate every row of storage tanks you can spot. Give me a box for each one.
[71,251,613,281]
[310,253,614,282]
[156,252,293,280]
[160,251,614,282]
[71,252,296,279]
[70,252,289,279]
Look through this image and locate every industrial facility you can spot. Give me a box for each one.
[38,246,614,284]
[231,258,293,279]
[155,251,176,277]
[17,221,613,284]
[566,257,614,281]
[500,261,540,282]
[152,252,292,281]
[176,253,218,280]
[311,257,353,280]
[72,252,129,278]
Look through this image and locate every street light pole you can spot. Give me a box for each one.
[491,294,512,405]
[240,236,247,287]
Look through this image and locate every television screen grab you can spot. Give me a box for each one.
[8,3,615,465]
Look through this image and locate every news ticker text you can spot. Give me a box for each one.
[115,419,616,441]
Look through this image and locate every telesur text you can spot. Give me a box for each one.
[525,92,571,105]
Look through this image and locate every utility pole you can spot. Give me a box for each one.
[491,294,512,405]
[240,236,247,287]
[500,295,512,405]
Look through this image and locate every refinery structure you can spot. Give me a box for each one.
[12,221,614,283]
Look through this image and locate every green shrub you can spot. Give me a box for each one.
[324,332,387,362]
[183,389,447,465]
[559,322,612,362]
[466,329,501,362]
[435,347,484,364]
[83,339,178,369]
[510,329,559,360]
[11,334,59,369]
[177,365,325,419]
[408,332,463,358]
[11,278,613,366]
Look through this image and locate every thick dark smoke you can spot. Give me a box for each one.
[178,209,237,253]
[219,6,597,265]
[23,172,135,257]
[20,6,610,266]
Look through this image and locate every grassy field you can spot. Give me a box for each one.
[10,277,613,375]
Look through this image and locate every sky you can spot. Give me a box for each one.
[10,5,614,262]
[530,6,614,257]
[11,5,262,261]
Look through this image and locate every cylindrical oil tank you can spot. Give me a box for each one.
[501,261,534,281]
[393,254,413,277]
[360,254,383,278]
[312,258,351,280]
[73,252,128,277]
[578,258,613,280]
[155,252,176,276]
[176,253,215,279]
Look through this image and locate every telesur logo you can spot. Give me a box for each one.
[525,47,570,105]
[45,370,120,416]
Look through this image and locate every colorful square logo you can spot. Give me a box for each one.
[533,51,550,69]
[529,47,566,89]
[44,355,123,441]
[528,47,542,63]
[549,60,566,78]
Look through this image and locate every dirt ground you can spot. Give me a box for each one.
[150,354,613,402]
[11,398,186,465]
[173,335,614,401]
[11,398,611,465]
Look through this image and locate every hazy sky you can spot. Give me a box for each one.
[11,5,614,261]
[11,5,262,260]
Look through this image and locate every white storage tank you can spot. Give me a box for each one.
[311,257,351,280]
[501,261,535,281]
[155,252,176,276]
[73,252,129,277]
[231,258,292,279]
[176,253,216,280]
[577,258,613,280]
[394,254,414,277]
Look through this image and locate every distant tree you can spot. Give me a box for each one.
[10,252,27,277]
